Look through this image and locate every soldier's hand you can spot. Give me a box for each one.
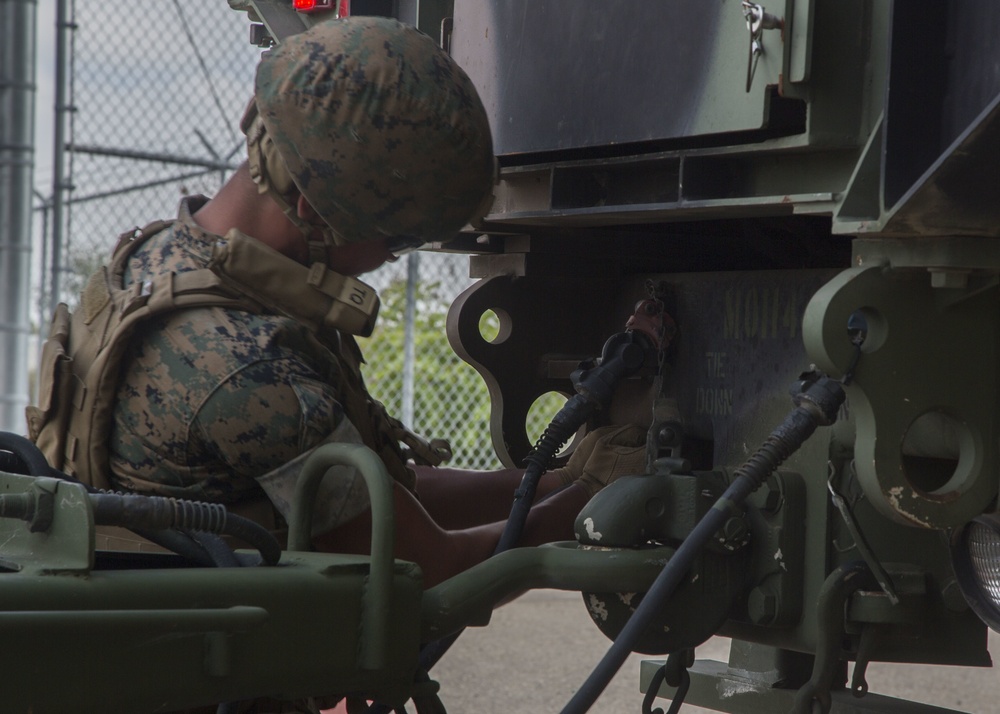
[550,424,648,497]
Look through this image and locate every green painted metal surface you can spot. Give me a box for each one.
[8,2,1000,711]
[0,454,426,713]
[804,239,1000,529]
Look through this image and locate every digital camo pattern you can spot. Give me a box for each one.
[254,16,495,245]
[108,197,373,528]
[256,418,372,536]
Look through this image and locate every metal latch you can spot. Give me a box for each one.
[741,2,784,92]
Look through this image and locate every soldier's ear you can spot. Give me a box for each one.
[295,193,322,226]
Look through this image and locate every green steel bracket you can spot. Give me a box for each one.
[0,462,427,711]
[0,550,425,712]
[728,471,807,631]
[803,237,1000,528]
[0,473,94,574]
[289,443,398,672]
[834,115,884,233]
[420,541,674,642]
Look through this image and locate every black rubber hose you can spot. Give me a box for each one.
[495,332,648,554]
[0,432,56,477]
[0,432,256,568]
[559,376,845,714]
[493,392,597,554]
[220,512,281,566]
[195,529,245,567]
[0,450,30,475]
[142,529,222,568]
[413,333,650,680]
[89,493,282,566]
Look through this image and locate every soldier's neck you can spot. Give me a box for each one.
[193,164,307,262]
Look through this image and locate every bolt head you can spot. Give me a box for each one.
[747,586,778,625]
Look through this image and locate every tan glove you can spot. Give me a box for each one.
[549,424,648,497]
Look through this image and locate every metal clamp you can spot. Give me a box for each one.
[741,2,784,92]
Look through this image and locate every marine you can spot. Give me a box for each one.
[28,16,647,591]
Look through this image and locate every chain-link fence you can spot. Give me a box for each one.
[39,0,509,470]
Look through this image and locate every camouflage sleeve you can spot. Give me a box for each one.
[255,418,372,534]
[191,361,370,531]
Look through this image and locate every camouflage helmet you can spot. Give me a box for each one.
[251,16,495,246]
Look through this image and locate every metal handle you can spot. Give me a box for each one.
[288,443,395,671]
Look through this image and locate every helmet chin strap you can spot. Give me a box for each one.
[233,100,380,336]
[243,101,343,264]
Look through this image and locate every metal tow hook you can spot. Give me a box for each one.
[791,561,879,714]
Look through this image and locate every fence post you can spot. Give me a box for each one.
[402,252,420,428]
[0,0,38,430]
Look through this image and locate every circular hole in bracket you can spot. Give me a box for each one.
[525,391,571,455]
[900,410,971,497]
[479,308,511,344]
[848,307,887,354]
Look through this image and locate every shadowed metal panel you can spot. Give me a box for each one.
[451,1,784,156]
[883,0,1000,235]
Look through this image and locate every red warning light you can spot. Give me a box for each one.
[293,0,347,15]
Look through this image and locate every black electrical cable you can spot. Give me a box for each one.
[89,492,282,566]
[415,332,650,677]
[560,375,845,714]
[151,529,228,568]
[0,432,57,477]
[0,431,274,567]
[498,332,648,556]
[493,393,598,554]
[362,332,653,714]
[409,393,603,678]
[0,451,30,475]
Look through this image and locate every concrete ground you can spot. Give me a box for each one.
[431,589,1000,714]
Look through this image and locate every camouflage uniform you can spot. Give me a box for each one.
[96,17,492,536]
[109,197,383,533]
[78,16,493,537]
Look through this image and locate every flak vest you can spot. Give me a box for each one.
[26,221,450,497]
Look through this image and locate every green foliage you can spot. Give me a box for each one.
[359,277,500,470]
[360,276,573,470]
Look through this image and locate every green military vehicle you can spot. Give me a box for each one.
[3,1,1000,712]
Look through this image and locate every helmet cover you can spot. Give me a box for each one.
[253,16,495,245]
